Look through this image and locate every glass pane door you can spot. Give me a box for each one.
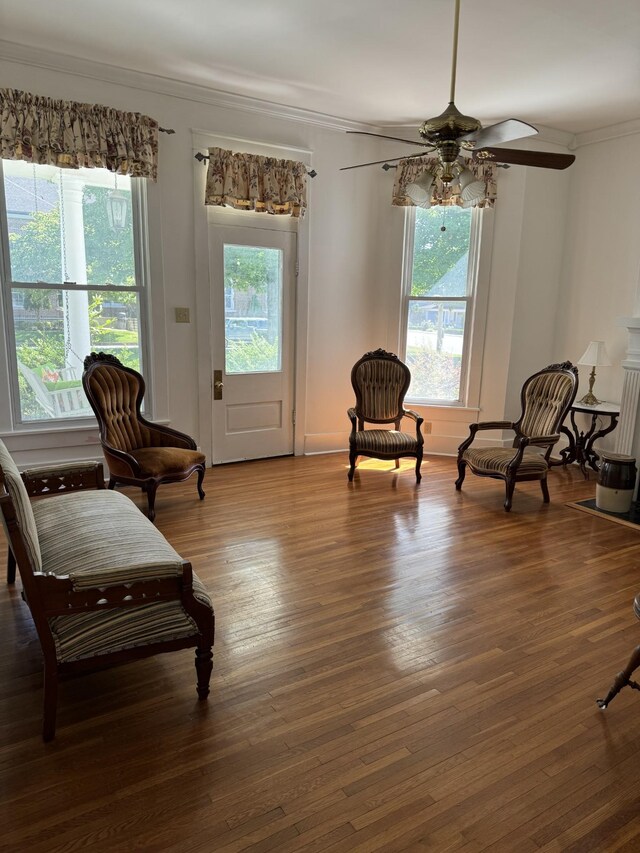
[223,244,283,374]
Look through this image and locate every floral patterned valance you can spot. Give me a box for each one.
[392,156,497,208]
[205,147,307,218]
[0,88,159,180]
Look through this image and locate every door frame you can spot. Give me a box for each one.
[192,131,311,465]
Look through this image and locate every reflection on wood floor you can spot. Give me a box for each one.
[2,453,640,851]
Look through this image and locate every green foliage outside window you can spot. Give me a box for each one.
[7,179,140,419]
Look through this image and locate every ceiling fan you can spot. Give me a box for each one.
[341,0,575,192]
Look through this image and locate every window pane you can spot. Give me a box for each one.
[12,287,141,421]
[406,300,466,401]
[411,206,471,297]
[223,244,282,374]
[4,161,135,286]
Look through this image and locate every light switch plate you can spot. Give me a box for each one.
[175,307,190,323]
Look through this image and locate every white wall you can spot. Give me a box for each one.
[2,50,633,467]
[0,55,389,464]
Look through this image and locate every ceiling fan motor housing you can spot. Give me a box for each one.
[419,101,483,181]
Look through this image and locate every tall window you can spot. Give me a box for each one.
[402,205,478,404]
[0,160,147,424]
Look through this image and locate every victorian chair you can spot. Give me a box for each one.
[455,361,578,511]
[348,349,424,483]
[82,352,206,521]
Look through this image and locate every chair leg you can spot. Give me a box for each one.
[146,482,158,522]
[597,645,640,709]
[42,665,58,742]
[540,476,550,503]
[348,448,357,482]
[7,548,16,584]
[196,466,206,501]
[455,459,466,490]
[395,458,400,469]
[108,476,116,490]
[415,452,422,484]
[504,479,516,512]
[195,644,213,700]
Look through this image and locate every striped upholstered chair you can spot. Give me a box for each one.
[348,349,424,483]
[82,352,206,521]
[455,361,578,511]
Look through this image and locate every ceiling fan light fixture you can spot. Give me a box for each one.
[405,171,435,207]
[458,167,486,205]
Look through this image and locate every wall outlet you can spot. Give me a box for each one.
[423,421,432,435]
[175,307,190,323]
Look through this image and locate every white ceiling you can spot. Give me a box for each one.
[2,0,639,135]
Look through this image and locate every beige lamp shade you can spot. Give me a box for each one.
[405,171,435,208]
[577,340,611,367]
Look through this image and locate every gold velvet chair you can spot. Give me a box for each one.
[82,352,206,521]
[348,349,424,483]
[455,361,578,511]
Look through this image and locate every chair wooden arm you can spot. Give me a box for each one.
[22,462,106,497]
[347,407,357,430]
[34,561,195,616]
[458,421,515,455]
[402,409,425,442]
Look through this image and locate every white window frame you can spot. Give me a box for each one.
[0,161,151,428]
[399,205,493,409]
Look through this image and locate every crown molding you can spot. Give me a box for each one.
[0,39,378,134]
[574,117,640,149]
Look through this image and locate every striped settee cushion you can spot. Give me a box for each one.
[32,488,213,663]
[353,429,419,453]
[48,584,211,662]
[463,446,548,476]
[0,439,42,571]
[33,489,187,589]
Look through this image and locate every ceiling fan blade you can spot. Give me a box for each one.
[460,119,538,148]
[474,147,576,170]
[346,130,428,148]
[340,151,433,171]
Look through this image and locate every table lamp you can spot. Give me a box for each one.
[577,340,611,406]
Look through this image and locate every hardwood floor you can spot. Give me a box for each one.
[2,454,640,851]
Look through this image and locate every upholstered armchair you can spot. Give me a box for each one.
[455,361,578,511]
[82,352,206,521]
[348,349,424,483]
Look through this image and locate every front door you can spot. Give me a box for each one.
[209,225,296,463]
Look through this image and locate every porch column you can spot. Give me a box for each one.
[60,175,91,377]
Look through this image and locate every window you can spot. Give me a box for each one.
[0,160,148,423]
[402,205,482,404]
[223,244,283,374]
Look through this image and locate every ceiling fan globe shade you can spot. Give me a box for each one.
[457,168,486,206]
[406,171,435,207]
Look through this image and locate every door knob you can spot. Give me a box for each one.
[213,369,224,400]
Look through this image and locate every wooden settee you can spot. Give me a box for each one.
[0,440,214,741]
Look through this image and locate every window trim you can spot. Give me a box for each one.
[0,162,151,428]
[399,205,493,409]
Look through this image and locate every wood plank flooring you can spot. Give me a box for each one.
[2,454,640,851]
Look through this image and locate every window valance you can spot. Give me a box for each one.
[204,147,307,218]
[0,88,159,181]
[392,157,497,208]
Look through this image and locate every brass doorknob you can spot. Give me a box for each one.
[214,380,224,390]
